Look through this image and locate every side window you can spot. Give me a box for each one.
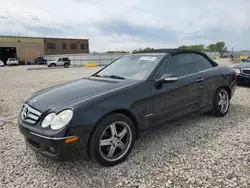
[58,58,62,61]
[193,54,213,71]
[70,43,77,49]
[156,53,197,78]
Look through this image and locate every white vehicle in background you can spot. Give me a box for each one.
[46,57,71,68]
[0,60,4,67]
[6,58,19,66]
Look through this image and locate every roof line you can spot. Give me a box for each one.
[0,35,89,40]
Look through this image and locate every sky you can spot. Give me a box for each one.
[0,0,250,52]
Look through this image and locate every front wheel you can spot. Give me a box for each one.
[211,87,230,117]
[89,113,136,167]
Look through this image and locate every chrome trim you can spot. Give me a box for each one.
[25,119,36,124]
[30,132,77,140]
[29,107,42,116]
[27,113,39,120]
[21,103,41,124]
[241,68,250,75]
[144,113,154,118]
[164,77,178,81]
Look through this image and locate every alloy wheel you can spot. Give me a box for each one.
[99,121,132,162]
[218,89,229,113]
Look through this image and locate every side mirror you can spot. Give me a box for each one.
[155,74,178,86]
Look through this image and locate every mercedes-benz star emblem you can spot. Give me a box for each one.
[22,105,30,120]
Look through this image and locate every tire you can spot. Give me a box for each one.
[89,113,136,167]
[211,87,230,117]
[50,63,56,67]
[64,63,69,68]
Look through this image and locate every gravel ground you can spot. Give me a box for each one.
[1,64,250,188]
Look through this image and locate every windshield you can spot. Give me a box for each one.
[94,54,163,80]
[9,58,16,61]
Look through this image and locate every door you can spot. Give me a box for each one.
[57,58,63,66]
[151,53,204,126]
[193,53,215,107]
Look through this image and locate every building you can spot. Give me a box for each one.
[0,35,89,65]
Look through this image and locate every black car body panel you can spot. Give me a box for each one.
[18,49,237,161]
[27,77,139,113]
[19,124,90,161]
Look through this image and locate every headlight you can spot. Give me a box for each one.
[50,110,73,130]
[234,68,241,74]
[41,113,56,128]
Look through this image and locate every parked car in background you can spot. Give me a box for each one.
[47,57,71,68]
[6,58,18,66]
[0,60,4,67]
[33,57,47,65]
[19,49,237,167]
[220,53,229,58]
[233,56,250,85]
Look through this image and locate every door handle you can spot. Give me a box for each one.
[196,77,204,82]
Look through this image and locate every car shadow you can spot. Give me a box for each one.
[33,103,250,186]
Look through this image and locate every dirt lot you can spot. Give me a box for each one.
[0,63,250,188]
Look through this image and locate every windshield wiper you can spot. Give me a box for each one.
[102,75,126,80]
[92,74,101,77]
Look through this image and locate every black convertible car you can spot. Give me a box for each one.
[233,56,250,85]
[19,49,237,166]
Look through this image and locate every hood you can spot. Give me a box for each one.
[27,77,138,113]
[233,63,250,69]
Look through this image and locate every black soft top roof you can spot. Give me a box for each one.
[133,48,218,67]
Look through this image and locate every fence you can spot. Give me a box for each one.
[44,53,128,67]
[43,52,221,67]
[229,51,250,59]
[204,52,220,59]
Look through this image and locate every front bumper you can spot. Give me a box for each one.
[236,74,250,85]
[19,119,94,161]
[8,62,18,65]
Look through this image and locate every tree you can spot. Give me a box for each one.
[178,44,206,51]
[105,50,129,53]
[178,41,228,52]
[215,41,228,53]
[132,47,154,53]
[207,44,217,52]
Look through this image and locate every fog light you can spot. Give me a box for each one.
[48,146,57,154]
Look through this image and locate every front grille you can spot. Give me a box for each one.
[242,69,250,75]
[21,104,41,124]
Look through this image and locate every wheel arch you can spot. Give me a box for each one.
[90,109,140,140]
[217,85,232,99]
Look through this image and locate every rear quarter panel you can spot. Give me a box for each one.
[200,66,236,107]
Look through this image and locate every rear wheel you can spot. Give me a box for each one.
[211,87,230,117]
[64,63,69,68]
[89,113,136,167]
